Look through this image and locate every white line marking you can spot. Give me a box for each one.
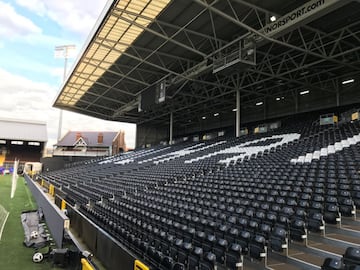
[0,211,9,241]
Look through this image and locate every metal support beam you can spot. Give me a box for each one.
[263,98,267,120]
[236,89,241,137]
[336,80,340,106]
[194,0,354,70]
[169,112,173,145]
[114,9,207,58]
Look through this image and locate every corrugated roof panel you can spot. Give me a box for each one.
[55,0,171,108]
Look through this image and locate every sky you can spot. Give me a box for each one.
[0,0,136,149]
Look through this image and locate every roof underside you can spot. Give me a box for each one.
[54,0,360,127]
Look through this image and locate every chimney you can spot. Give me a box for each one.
[98,132,103,144]
[76,132,82,141]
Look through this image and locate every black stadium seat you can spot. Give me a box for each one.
[269,226,287,253]
[40,111,360,270]
[249,234,267,261]
[321,258,343,270]
[343,247,360,269]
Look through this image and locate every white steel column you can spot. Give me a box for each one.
[55,44,76,142]
[169,112,173,145]
[236,89,241,137]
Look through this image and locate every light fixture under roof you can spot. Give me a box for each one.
[276,97,281,101]
[256,101,263,106]
[214,113,219,117]
[300,90,310,95]
[270,15,276,22]
[232,108,237,112]
[202,116,206,120]
[342,79,354,85]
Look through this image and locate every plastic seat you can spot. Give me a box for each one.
[324,204,341,224]
[225,227,239,244]
[238,217,249,229]
[161,256,175,269]
[338,198,355,217]
[290,219,307,242]
[172,262,185,270]
[202,234,216,253]
[213,239,228,264]
[187,247,203,270]
[199,252,217,270]
[249,234,267,261]
[259,223,271,238]
[238,230,251,255]
[343,247,360,268]
[269,226,287,252]
[321,257,343,270]
[194,231,206,247]
[225,243,243,270]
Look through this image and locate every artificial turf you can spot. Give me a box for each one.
[0,175,58,270]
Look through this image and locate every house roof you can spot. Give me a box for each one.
[0,118,47,142]
[56,131,118,147]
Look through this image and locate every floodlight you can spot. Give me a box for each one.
[342,79,354,85]
[299,90,310,95]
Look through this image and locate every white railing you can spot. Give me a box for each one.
[53,150,109,157]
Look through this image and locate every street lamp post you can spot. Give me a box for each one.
[54,45,76,142]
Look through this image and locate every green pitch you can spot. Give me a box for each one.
[0,175,56,270]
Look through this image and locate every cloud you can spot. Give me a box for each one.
[20,32,77,48]
[15,0,107,36]
[0,68,56,119]
[0,1,42,38]
[0,1,137,149]
[0,68,136,149]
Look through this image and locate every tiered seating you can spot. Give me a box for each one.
[41,112,360,270]
[322,246,360,270]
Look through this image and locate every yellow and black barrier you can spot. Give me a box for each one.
[49,184,55,196]
[61,199,66,210]
[81,258,95,270]
[134,260,149,270]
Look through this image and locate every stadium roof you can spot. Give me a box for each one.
[0,118,47,142]
[56,131,118,147]
[54,0,360,126]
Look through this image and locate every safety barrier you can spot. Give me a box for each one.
[24,174,69,247]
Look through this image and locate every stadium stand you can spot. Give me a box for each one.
[41,109,360,270]
[0,118,46,170]
[43,0,360,269]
